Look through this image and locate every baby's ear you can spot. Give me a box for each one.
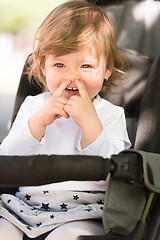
[40,61,46,77]
[105,68,112,80]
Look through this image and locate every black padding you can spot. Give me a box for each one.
[135,55,160,153]
[0,155,111,187]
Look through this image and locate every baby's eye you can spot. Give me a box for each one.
[81,64,91,69]
[55,63,64,68]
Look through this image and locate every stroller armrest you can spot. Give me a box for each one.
[0,151,144,188]
[0,154,112,187]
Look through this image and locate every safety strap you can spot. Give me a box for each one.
[133,192,155,240]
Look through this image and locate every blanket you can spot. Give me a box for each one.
[0,190,105,238]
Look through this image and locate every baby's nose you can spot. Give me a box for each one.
[65,70,80,81]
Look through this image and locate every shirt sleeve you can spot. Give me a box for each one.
[75,105,131,158]
[0,96,44,155]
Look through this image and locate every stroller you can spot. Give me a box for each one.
[0,45,160,239]
[1,0,160,238]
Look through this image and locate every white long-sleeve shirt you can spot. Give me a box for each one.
[0,92,130,156]
[0,92,131,192]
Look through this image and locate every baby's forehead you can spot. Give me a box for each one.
[44,46,105,63]
[51,43,104,57]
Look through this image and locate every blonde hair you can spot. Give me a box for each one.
[28,0,125,91]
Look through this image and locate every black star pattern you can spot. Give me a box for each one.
[100,206,103,211]
[25,194,31,201]
[20,210,23,213]
[97,200,104,205]
[26,226,32,231]
[36,223,42,227]
[84,206,93,212]
[60,203,68,210]
[41,203,50,211]
[43,191,49,194]
[50,214,55,219]
[73,195,79,200]
[7,199,11,203]
[31,208,41,216]
[30,207,37,211]
[84,208,92,212]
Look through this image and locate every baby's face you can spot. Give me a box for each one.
[41,46,111,100]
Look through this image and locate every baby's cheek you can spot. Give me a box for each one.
[46,82,58,94]
[87,81,103,98]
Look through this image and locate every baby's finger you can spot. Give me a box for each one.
[75,79,88,97]
[55,109,70,120]
[60,109,70,119]
[54,80,70,97]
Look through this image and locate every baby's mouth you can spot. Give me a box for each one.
[66,87,79,92]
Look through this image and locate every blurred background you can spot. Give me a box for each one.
[0,0,160,143]
[0,0,67,142]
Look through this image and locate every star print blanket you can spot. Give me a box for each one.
[0,190,105,238]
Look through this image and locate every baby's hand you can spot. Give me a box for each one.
[28,80,70,141]
[64,79,96,128]
[64,80,103,149]
[37,80,70,127]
